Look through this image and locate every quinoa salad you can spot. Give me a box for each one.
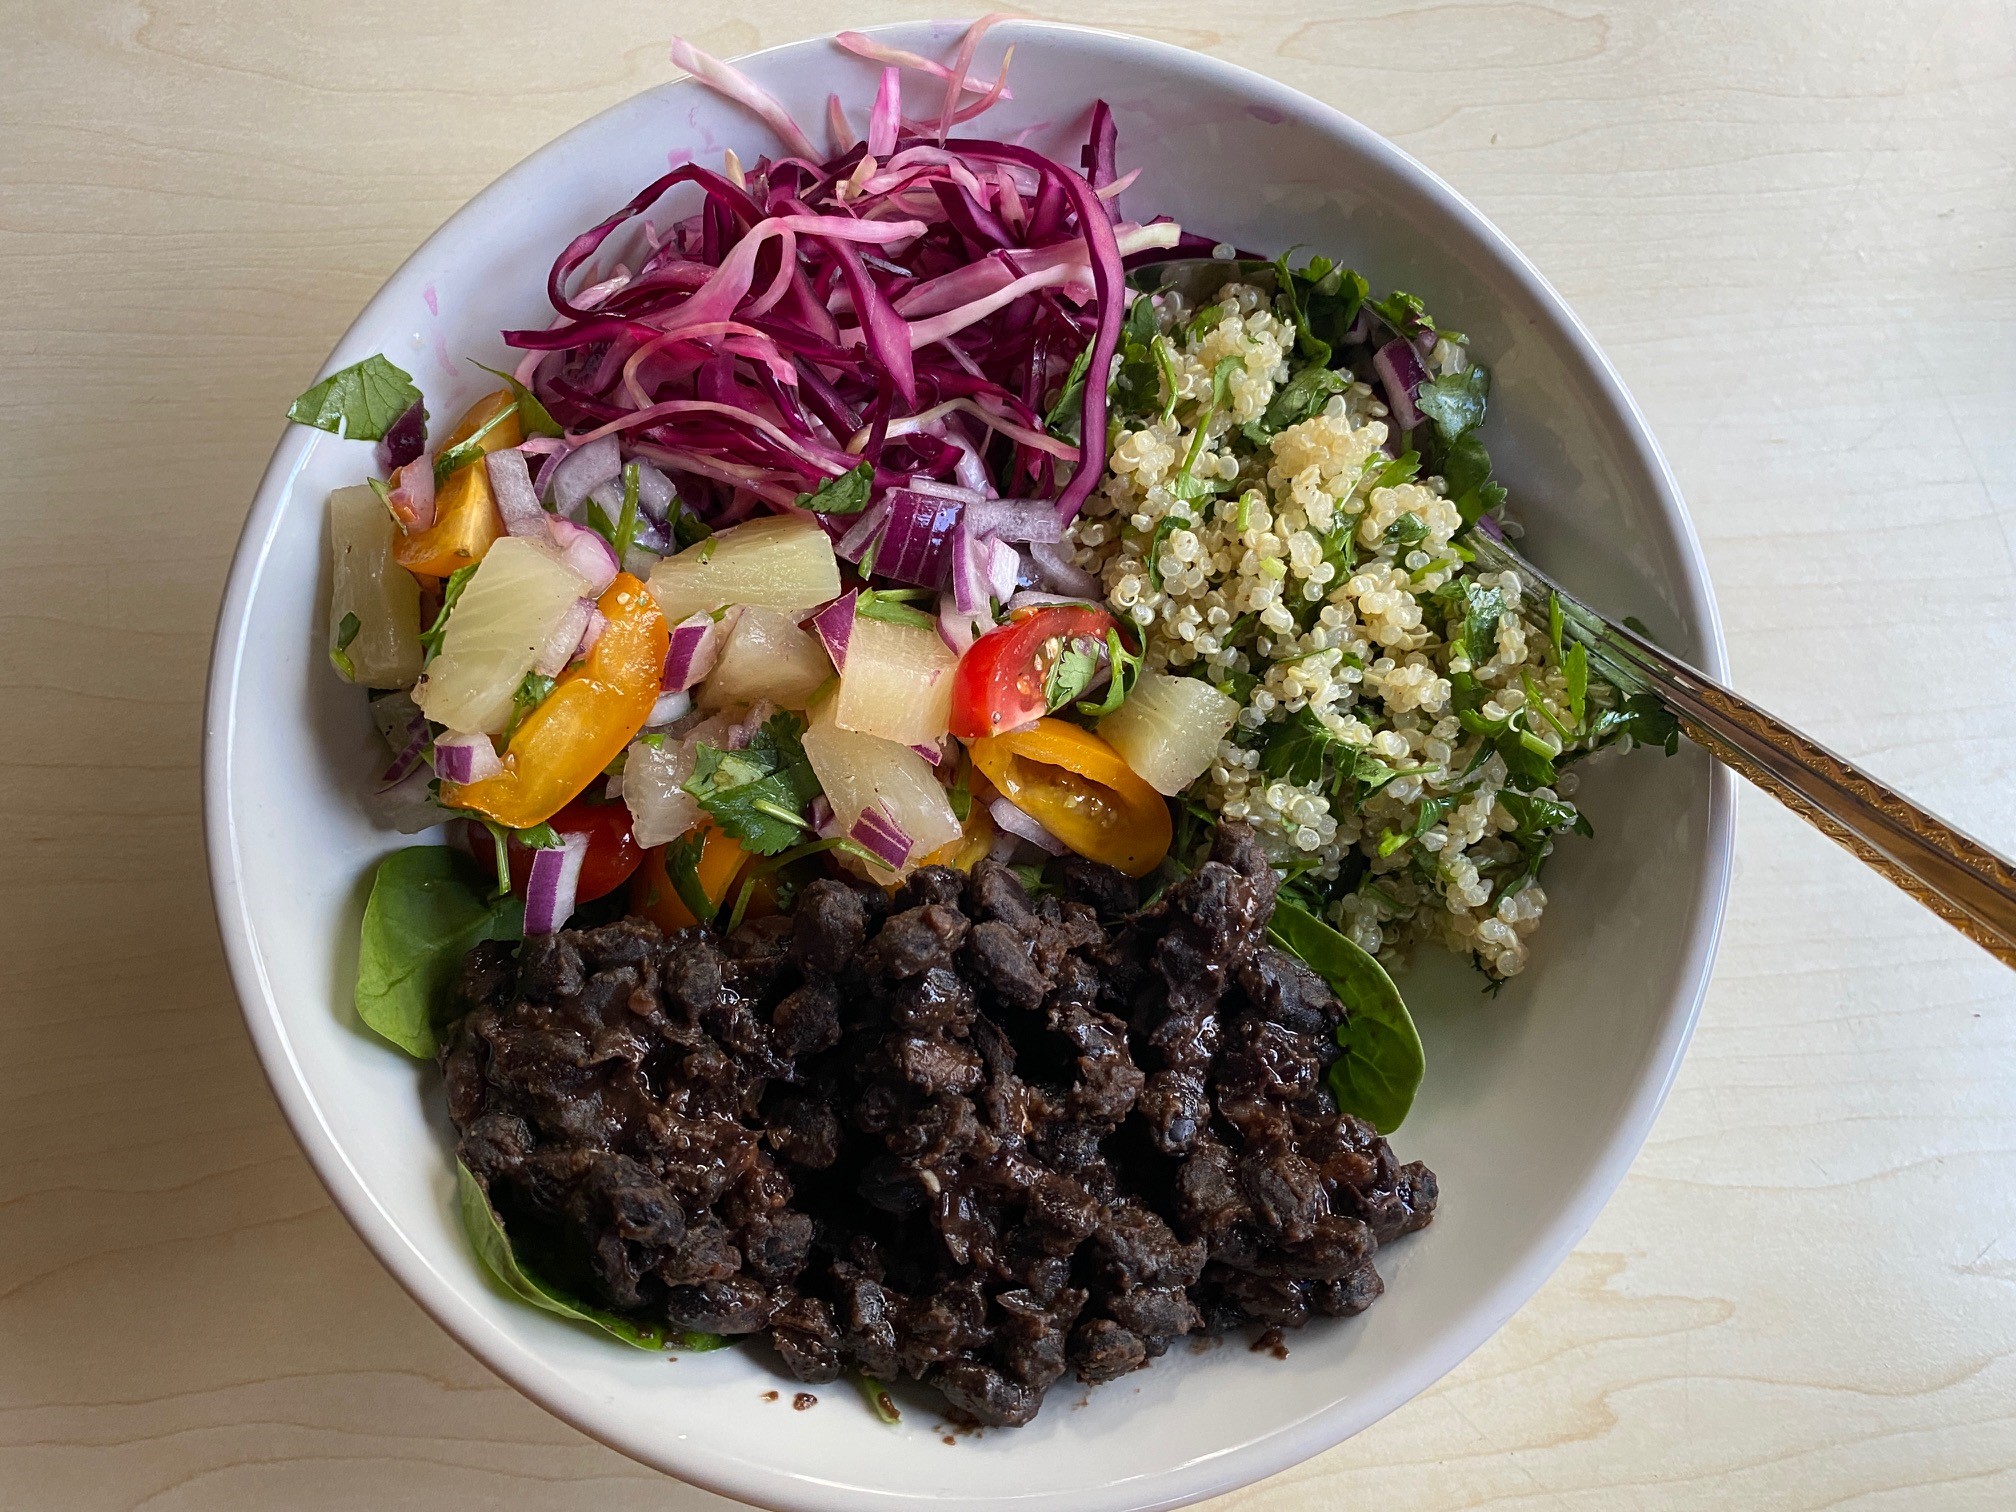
[291,20,1677,1430]
[1068,279,1672,980]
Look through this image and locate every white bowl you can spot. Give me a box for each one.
[205,20,1734,1512]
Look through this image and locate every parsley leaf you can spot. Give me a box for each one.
[288,355,421,442]
[683,712,824,855]
[1450,579,1506,664]
[1367,290,1433,339]
[797,460,874,515]
[1247,363,1349,443]
[1564,640,1589,730]
[1110,295,1165,420]
[1384,512,1429,549]
[1414,366,1489,446]
[1590,692,1680,755]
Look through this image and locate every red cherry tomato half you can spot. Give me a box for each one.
[949,605,1121,740]
[462,796,645,904]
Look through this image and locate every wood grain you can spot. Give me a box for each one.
[4,2,2015,1506]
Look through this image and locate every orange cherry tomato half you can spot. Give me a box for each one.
[966,718,1172,877]
[949,604,1121,740]
[627,823,749,931]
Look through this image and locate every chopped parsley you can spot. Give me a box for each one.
[797,460,874,515]
[329,610,361,681]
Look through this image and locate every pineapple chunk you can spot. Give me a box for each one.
[326,484,423,688]
[414,537,587,734]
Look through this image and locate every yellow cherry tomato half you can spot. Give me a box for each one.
[441,573,667,830]
[966,718,1171,877]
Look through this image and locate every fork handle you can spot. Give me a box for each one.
[1630,651,2016,967]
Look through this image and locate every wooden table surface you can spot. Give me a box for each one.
[7,2,2016,1506]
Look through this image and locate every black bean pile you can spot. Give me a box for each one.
[442,823,1437,1426]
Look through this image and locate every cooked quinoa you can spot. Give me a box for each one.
[1066,278,1640,980]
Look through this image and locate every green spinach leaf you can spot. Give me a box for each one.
[354,847,522,1058]
[287,354,421,442]
[457,1160,728,1352]
[1267,897,1424,1133]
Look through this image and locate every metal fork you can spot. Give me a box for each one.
[1469,522,2016,968]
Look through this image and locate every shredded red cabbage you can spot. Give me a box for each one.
[498,25,1176,627]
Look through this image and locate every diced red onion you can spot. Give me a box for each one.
[809,795,837,835]
[523,830,590,935]
[621,543,662,580]
[546,434,623,515]
[850,803,914,870]
[939,591,988,656]
[633,461,677,521]
[384,458,436,534]
[645,688,692,728]
[577,605,608,658]
[877,489,964,586]
[377,714,430,788]
[379,399,427,472]
[910,741,944,766]
[963,497,1064,543]
[545,518,619,595]
[1029,539,1100,598]
[533,598,595,677]
[1372,338,1429,432]
[950,521,991,616]
[433,731,504,785]
[985,536,1020,603]
[486,447,548,538]
[834,496,890,563]
[803,590,857,672]
[662,610,729,690]
[989,796,1065,855]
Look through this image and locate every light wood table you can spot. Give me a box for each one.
[6,2,2015,1507]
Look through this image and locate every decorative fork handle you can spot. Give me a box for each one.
[1473,530,2016,968]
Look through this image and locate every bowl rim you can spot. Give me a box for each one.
[204,20,1736,1511]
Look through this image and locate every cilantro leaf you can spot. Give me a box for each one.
[418,562,479,658]
[1414,366,1489,446]
[433,401,520,484]
[661,830,717,924]
[856,589,936,629]
[330,610,361,681]
[798,460,874,515]
[683,712,824,856]
[613,462,642,559]
[1044,641,1103,712]
[1076,629,1142,717]
[468,361,563,439]
[288,355,421,442]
